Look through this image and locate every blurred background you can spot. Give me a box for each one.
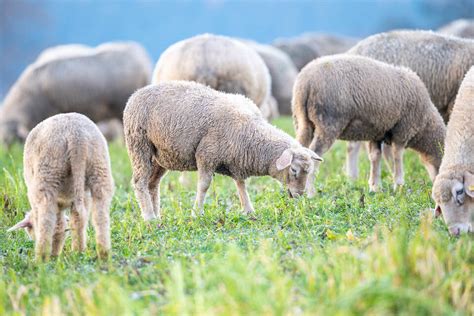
[1,0,473,98]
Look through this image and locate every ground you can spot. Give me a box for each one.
[0,117,472,315]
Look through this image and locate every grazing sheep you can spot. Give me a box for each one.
[124,81,322,221]
[152,34,273,119]
[244,40,298,115]
[273,33,358,70]
[438,19,474,39]
[345,30,474,179]
[432,67,474,236]
[8,113,114,261]
[293,54,445,192]
[0,41,152,145]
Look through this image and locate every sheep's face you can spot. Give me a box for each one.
[432,172,474,236]
[276,148,323,198]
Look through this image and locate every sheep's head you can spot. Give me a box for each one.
[432,171,474,236]
[8,211,69,240]
[275,147,323,198]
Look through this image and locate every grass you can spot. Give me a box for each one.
[0,117,472,315]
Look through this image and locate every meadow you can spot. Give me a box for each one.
[0,117,472,315]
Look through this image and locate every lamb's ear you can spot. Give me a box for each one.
[465,171,474,198]
[8,216,32,232]
[276,149,293,171]
[306,149,323,162]
[433,205,442,218]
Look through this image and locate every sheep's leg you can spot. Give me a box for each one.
[193,168,213,217]
[149,165,167,219]
[234,179,254,214]
[392,143,405,190]
[368,141,383,192]
[34,200,58,261]
[70,201,88,253]
[90,193,111,260]
[51,211,67,257]
[346,142,362,180]
[306,130,338,198]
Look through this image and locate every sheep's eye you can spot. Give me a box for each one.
[290,167,297,176]
[456,189,464,196]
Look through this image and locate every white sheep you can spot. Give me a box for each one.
[123,81,322,221]
[8,113,114,261]
[432,66,474,236]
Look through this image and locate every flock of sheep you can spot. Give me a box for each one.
[2,19,473,261]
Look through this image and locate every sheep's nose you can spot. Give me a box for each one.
[449,226,460,237]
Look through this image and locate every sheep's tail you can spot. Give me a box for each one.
[70,140,87,214]
[292,82,313,147]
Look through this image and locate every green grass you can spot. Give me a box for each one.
[0,117,472,315]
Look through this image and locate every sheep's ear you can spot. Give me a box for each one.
[276,149,293,170]
[306,149,323,162]
[465,171,474,198]
[8,216,32,232]
[433,205,442,218]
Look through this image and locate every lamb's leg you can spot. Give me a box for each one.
[70,201,88,253]
[51,211,67,257]
[368,141,382,192]
[193,168,213,217]
[90,178,112,260]
[234,179,254,214]
[149,165,167,219]
[346,142,361,180]
[392,143,405,190]
[131,154,157,221]
[382,143,394,174]
[34,200,58,261]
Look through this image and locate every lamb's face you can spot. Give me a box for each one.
[276,148,323,198]
[432,172,474,236]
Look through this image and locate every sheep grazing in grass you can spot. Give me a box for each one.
[293,54,445,193]
[0,41,152,145]
[152,34,274,120]
[243,40,298,116]
[438,19,474,39]
[345,30,474,179]
[432,67,474,236]
[8,113,114,261]
[273,33,358,70]
[124,81,322,221]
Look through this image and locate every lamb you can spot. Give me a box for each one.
[152,34,273,119]
[438,19,474,39]
[124,81,322,221]
[273,33,358,70]
[8,113,114,261]
[292,54,446,193]
[432,67,474,236]
[243,40,298,115]
[345,30,474,179]
[0,41,152,145]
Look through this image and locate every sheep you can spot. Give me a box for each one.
[243,40,298,115]
[123,81,322,221]
[432,67,474,236]
[0,41,152,145]
[345,30,474,179]
[438,19,474,39]
[152,34,273,120]
[273,33,358,70]
[293,54,446,193]
[8,113,114,261]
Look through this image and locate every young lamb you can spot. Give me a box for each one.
[0,41,151,145]
[152,34,273,120]
[123,81,322,221]
[8,113,114,261]
[345,30,474,179]
[293,54,446,193]
[432,67,474,236]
